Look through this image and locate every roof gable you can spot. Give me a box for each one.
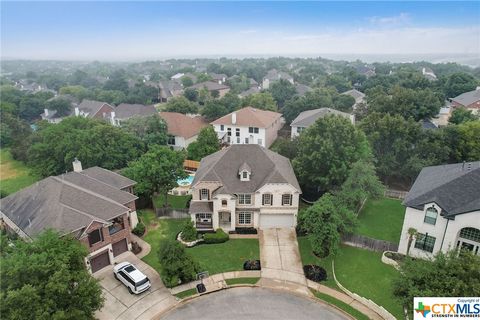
[159,112,209,139]
[211,107,282,128]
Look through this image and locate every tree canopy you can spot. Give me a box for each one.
[443,72,478,98]
[187,126,220,161]
[268,79,297,108]
[164,96,199,114]
[121,115,168,147]
[242,92,278,111]
[449,107,478,124]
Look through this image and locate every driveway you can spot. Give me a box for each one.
[94,252,177,320]
[259,228,307,286]
[160,287,349,320]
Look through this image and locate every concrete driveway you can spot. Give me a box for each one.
[160,287,349,320]
[94,252,177,320]
[259,228,307,286]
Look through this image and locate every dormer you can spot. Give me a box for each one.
[239,162,251,182]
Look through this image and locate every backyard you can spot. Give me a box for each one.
[153,194,191,209]
[0,149,40,196]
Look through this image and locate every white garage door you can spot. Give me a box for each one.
[259,214,295,229]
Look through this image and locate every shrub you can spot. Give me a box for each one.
[204,228,229,244]
[235,227,257,235]
[158,239,200,287]
[132,222,146,236]
[303,265,327,282]
[181,220,197,242]
[131,241,142,254]
[243,259,261,271]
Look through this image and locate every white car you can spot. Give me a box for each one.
[113,262,151,294]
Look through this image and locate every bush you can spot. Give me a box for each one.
[131,241,142,254]
[234,227,257,235]
[158,239,200,287]
[243,259,261,271]
[132,222,146,236]
[181,220,197,242]
[303,265,327,282]
[204,228,229,244]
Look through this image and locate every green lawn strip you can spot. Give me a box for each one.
[297,236,337,288]
[138,209,156,227]
[188,239,259,275]
[153,194,191,209]
[311,289,370,320]
[356,197,405,243]
[225,277,260,286]
[0,149,40,195]
[174,288,197,299]
[333,245,403,319]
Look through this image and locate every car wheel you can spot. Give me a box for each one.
[128,287,133,295]
[114,273,118,280]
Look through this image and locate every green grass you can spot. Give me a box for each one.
[225,277,260,286]
[174,288,197,299]
[311,289,370,320]
[153,194,191,209]
[357,197,405,243]
[333,245,403,319]
[188,239,259,275]
[297,236,336,288]
[0,149,40,196]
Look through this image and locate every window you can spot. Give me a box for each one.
[108,216,125,235]
[196,213,212,221]
[238,212,252,225]
[220,125,224,131]
[238,194,252,205]
[257,139,262,145]
[242,171,248,179]
[236,128,240,137]
[297,127,305,133]
[227,128,232,136]
[200,189,209,200]
[459,228,480,243]
[262,194,272,206]
[248,127,259,134]
[414,233,436,253]
[424,207,438,225]
[88,229,103,246]
[282,194,292,206]
[245,137,249,144]
[236,137,240,144]
[221,199,228,207]
[167,135,176,145]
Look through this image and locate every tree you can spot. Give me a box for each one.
[393,250,480,312]
[332,94,355,113]
[298,193,356,258]
[282,88,337,123]
[293,115,370,194]
[157,239,200,287]
[218,92,241,112]
[269,79,297,108]
[164,96,198,114]
[0,106,31,149]
[270,137,298,160]
[449,107,478,124]
[406,228,418,257]
[242,92,278,111]
[201,100,228,121]
[445,121,480,162]
[187,126,220,161]
[325,74,352,92]
[123,145,186,207]
[45,97,72,116]
[0,230,104,319]
[444,72,478,98]
[18,96,46,121]
[27,117,142,177]
[103,69,128,92]
[59,85,92,101]
[181,77,194,87]
[121,115,168,147]
[183,88,198,102]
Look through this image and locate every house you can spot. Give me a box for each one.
[238,86,261,98]
[262,69,294,89]
[158,80,184,102]
[75,99,115,120]
[41,95,78,124]
[211,106,284,148]
[422,67,437,81]
[420,119,438,130]
[450,88,480,115]
[356,65,376,78]
[170,73,185,80]
[398,162,480,259]
[0,160,139,273]
[341,89,366,110]
[189,81,230,98]
[159,112,209,150]
[295,83,312,97]
[189,144,301,231]
[209,73,228,84]
[112,103,157,126]
[290,108,355,139]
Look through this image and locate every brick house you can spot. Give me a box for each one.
[0,160,138,273]
[450,88,480,115]
[75,99,115,120]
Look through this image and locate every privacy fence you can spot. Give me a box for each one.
[155,207,190,219]
[342,233,399,253]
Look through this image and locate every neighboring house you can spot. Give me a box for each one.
[112,103,157,126]
[238,86,261,98]
[189,81,230,98]
[420,119,438,130]
[422,67,437,81]
[262,69,294,89]
[295,83,312,97]
[170,73,185,80]
[75,99,115,120]
[40,95,79,123]
[290,108,355,139]
[450,88,480,115]
[398,162,480,259]
[209,73,228,84]
[158,80,184,102]
[159,112,209,150]
[249,78,259,87]
[189,144,301,231]
[211,106,284,148]
[0,160,139,273]
[341,89,366,110]
[356,65,376,78]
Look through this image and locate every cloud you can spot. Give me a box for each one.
[368,12,411,27]
[238,29,257,35]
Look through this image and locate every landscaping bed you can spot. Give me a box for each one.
[303,265,327,282]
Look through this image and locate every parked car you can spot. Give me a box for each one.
[113,262,151,294]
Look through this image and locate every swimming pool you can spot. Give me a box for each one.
[177,175,194,187]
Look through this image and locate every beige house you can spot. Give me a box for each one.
[189,144,301,231]
[159,112,209,150]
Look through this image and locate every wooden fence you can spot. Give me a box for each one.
[384,189,408,200]
[155,207,190,219]
[342,233,398,253]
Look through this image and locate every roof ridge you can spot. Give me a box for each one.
[70,171,138,202]
[85,166,136,188]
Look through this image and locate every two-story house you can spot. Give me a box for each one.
[211,107,284,148]
[75,99,115,119]
[189,144,301,231]
[0,160,139,273]
[159,112,209,150]
[290,108,355,139]
[398,162,480,258]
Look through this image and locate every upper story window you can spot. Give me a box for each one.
[200,188,209,200]
[235,128,240,137]
[242,172,248,179]
[424,206,438,225]
[262,194,272,206]
[227,128,232,136]
[282,194,292,206]
[238,194,252,205]
[167,135,176,145]
[108,216,125,235]
[220,125,224,131]
[88,229,103,247]
[414,233,436,253]
[221,199,228,207]
[248,127,259,134]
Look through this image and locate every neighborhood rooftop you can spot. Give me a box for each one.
[159,112,209,139]
[114,103,157,119]
[189,81,229,91]
[451,88,480,106]
[211,106,282,128]
[290,108,352,127]
[78,100,112,116]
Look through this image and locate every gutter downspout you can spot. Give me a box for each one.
[440,218,450,252]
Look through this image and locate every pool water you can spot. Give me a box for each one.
[177,175,194,187]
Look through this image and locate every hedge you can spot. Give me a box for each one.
[204,228,229,244]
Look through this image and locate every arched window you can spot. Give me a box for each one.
[424,206,438,225]
[221,199,227,207]
[459,228,480,243]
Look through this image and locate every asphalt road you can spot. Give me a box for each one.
[161,287,349,320]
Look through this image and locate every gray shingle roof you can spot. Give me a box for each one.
[341,89,365,102]
[451,89,480,105]
[81,167,136,189]
[403,162,480,217]
[115,103,157,120]
[295,84,312,96]
[189,81,229,91]
[264,69,294,81]
[290,108,352,127]
[192,145,301,194]
[78,100,113,117]
[188,201,213,214]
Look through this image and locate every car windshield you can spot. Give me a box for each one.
[136,277,149,287]
[124,265,136,273]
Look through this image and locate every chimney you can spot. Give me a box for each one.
[74,107,80,116]
[110,111,116,125]
[44,108,49,116]
[72,158,83,172]
[232,112,237,124]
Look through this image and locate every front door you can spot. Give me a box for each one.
[219,212,231,229]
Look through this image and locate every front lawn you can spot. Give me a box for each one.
[153,194,191,209]
[225,277,260,285]
[0,149,40,196]
[174,288,197,299]
[356,197,405,243]
[298,236,336,288]
[311,289,370,320]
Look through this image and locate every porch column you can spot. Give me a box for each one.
[212,211,219,230]
[231,209,236,230]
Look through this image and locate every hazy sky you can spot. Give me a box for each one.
[1,1,479,60]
